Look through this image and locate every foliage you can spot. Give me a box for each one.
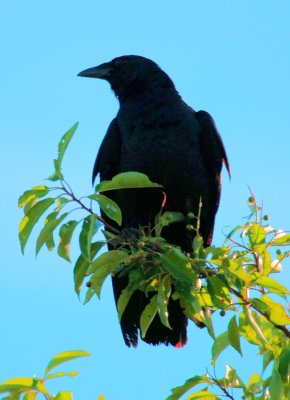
[0,350,95,400]
[17,124,290,399]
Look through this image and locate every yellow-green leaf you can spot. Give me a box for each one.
[58,220,78,262]
[45,350,90,374]
[0,378,34,393]
[19,198,55,253]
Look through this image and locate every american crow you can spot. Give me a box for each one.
[78,55,230,347]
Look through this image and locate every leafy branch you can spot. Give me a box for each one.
[18,124,290,400]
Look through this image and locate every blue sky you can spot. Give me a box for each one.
[1,1,290,399]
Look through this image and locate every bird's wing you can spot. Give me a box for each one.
[196,110,230,245]
[92,118,122,184]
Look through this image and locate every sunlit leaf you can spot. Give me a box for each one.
[23,392,38,400]
[45,371,79,380]
[89,194,122,225]
[157,275,172,329]
[252,274,290,295]
[271,232,290,246]
[187,390,219,399]
[74,242,105,295]
[36,213,68,255]
[211,331,229,366]
[246,372,262,394]
[54,392,73,400]
[18,186,50,208]
[19,198,55,253]
[140,294,158,338]
[79,214,98,261]
[58,220,78,261]
[239,311,264,346]
[228,316,242,355]
[0,378,34,393]
[247,223,266,250]
[167,375,211,400]
[45,350,90,374]
[259,296,290,325]
[96,171,162,192]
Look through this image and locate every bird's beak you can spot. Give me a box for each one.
[78,62,113,79]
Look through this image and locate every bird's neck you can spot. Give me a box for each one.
[114,71,180,104]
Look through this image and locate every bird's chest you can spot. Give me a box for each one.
[117,105,203,189]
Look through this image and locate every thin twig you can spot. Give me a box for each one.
[60,184,121,235]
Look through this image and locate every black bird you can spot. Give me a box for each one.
[78,55,230,347]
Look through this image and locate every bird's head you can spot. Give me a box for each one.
[78,55,175,100]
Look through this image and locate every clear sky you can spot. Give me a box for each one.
[1,1,290,399]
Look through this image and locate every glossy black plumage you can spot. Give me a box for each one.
[78,55,230,347]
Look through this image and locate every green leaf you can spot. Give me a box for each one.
[89,251,128,298]
[246,372,262,394]
[160,249,195,282]
[54,392,73,400]
[45,371,79,380]
[0,378,34,393]
[96,171,162,192]
[239,311,264,346]
[269,370,284,400]
[207,275,231,309]
[211,331,229,366]
[159,212,185,228]
[74,242,105,295]
[90,194,122,225]
[45,350,90,374]
[19,198,55,253]
[228,316,242,356]
[187,391,219,399]
[87,250,128,276]
[48,123,78,181]
[259,295,290,325]
[252,274,290,295]
[79,214,98,261]
[140,294,158,338]
[18,185,50,208]
[58,220,78,261]
[247,223,266,250]
[157,275,172,329]
[36,212,68,255]
[23,392,38,400]
[167,375,211,400]
[278,348,290,382]
[43,211,58,251]
[117,286,134,321]
[84,288,95,304]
